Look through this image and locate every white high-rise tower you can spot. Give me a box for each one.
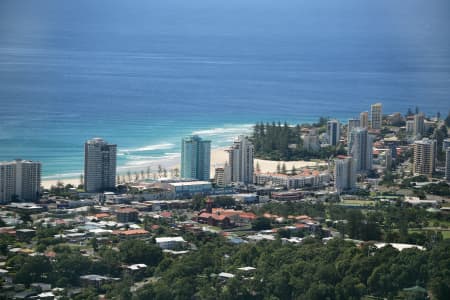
[227,136,254,184]
[349,128,373,173]
[0,159,41,203]
[84,138,117,192]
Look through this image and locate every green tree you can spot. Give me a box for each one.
[119,239,163,266]
[252,217,271,230]
[15,256,52,285]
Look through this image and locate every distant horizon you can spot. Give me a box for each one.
[1,0,449,179]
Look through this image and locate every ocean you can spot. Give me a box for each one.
[0,0,449,180]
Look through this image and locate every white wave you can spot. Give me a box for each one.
[120,143,175,153]
[42,172,82,180]
[191,124,253,137]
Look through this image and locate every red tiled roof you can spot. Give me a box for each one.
[113,229,149,236]
[295,223,310,229]
[45,250,57,258]
[116,208,138,214]
[160,211,172,218]
[239,212,257,220]
[198,212,229,221]
[95,213,110,219]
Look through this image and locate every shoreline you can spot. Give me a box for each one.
[41,147,326,189]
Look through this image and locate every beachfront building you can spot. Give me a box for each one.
[255,169,330,189]
[334,156,356,193]
[214,163,231,187]
[370,103,383,129]
[327,120,340,146]
[84,138,117,193]
[227,136,254,184]
[413,113,425,138]
[302,130,320,152]
[0,159,41,203]
[349,127,373,173]
[180,135,211,181]
[360,111,369,129]
[413,138,436,177]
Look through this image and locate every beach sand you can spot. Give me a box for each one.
[41,148,326,189]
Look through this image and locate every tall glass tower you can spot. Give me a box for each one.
[181,135,211,181]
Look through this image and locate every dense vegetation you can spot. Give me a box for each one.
[134,237,450,300]
[252,122,345,161]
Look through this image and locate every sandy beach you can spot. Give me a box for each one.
[41,148,326,189]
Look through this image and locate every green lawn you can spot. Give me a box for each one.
[340,199,375,206]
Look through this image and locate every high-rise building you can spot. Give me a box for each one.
[303,132,320,152]
[214,164,231,187]
[334,157,356,193]
[0,159,41,203]
[360,111,369,128]
[347,119,360,143]
[227,136,254,184]
[413,113,425,138]
[413,138,436,177]
[84,138,117,192]
[442,138,450,151]
[327,119,340,146]
[181,135,211,181]
[349,127,373,173]
[370,103,382,129]
[406,120,415,134]
[445,147,450,182]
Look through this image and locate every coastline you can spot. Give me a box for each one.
[41,147,326,189]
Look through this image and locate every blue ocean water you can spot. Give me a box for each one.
[0,0,449,179]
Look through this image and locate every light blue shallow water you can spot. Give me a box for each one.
[0,0,449,179]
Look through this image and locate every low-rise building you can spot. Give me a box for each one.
[255,169,330,189]
[155,236,187,250]
[271,190,303,201]
[115,208,139,223]
[166,181,212,198]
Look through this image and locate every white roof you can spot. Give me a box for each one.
[169,181,211,186]
[37,292,55,297]
[237,267,256,272]
[218,272,235,278]
[374,243,425,251]
[155,236,186,243]
[128,264,147,270]
[89,228,113,235]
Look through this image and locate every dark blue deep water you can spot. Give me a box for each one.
[0,0,449,179]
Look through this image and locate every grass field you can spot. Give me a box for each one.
[339,199,375,206]
[409,229,450,239]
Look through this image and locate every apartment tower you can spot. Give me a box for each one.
[0,159,41,203]
[413,138,436,177]
[84,138,117,192]
[181,135,211,181]
[227,136,254,184]
[370,103,383,129]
